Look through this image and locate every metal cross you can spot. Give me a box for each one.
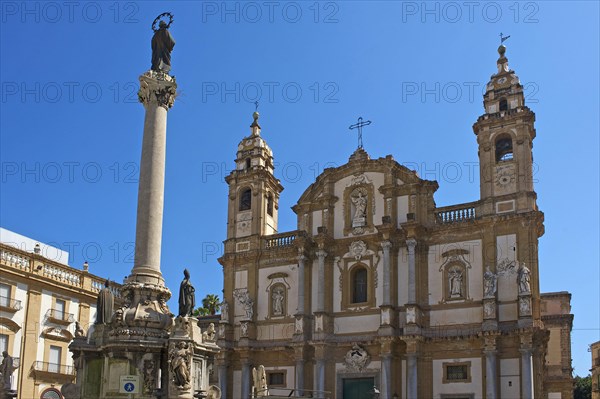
[349,117,372,149]
[254,101,259,112]
[500,32,510,44]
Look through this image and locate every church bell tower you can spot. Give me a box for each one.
[473,44,538,214]
[225,112,283,239]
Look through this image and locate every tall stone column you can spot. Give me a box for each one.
[316,250,327,312]
[381,353,392,399]
[406,239,417,303]
[297,254,306,315]
[520,348,534,399]
[295,359,304,397]
[130,70,177,285]
[483,333,499,399]
[241,360,251,399]
[218,365,228,399]
[484,350,498,399]
[315,358,325,398]
[381,241,392,306]
[406,353,418,399]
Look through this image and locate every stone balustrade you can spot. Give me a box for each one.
[264,231,303,249]
[435,202,478,224]
[42,264,82,287]
[0,248,31,270]
[0,243,121,299]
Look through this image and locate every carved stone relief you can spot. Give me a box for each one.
[233,288,254,320]
[344,344,370,372]
[519,296,532,316]
[169,341,192,390]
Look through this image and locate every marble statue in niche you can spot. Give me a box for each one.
[448,265,464,298]
[350,187,368,228]
[271,285,285,316]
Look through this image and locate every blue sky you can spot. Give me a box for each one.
[1,1,598,376]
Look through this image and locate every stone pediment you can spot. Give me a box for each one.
[294,155,427,211]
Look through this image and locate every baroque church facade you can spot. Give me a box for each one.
[216,45,573,399]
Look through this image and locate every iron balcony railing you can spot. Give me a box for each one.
[33,361,75,375]
[45,308,75,323]
[0,295,22,311]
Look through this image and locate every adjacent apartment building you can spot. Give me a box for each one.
[0,228,119,399]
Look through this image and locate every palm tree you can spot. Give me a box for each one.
[201,294,221,315]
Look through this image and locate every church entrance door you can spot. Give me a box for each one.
[342,377,374,399]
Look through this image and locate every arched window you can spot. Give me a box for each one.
[351,266,368,304]
[245,158,251,170]
[266,194,274,216]
[499,98,508,111]
[495,136,513,162]
[239,189,251,211]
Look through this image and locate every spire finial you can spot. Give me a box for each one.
[498,33,510,57]
[250,103,261,134]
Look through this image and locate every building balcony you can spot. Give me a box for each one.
[0,296,22,313]
[31,361,75,382]
[45,309,75,325]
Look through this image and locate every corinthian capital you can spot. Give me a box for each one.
[138,70,177,110]
[316,249,327,259]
